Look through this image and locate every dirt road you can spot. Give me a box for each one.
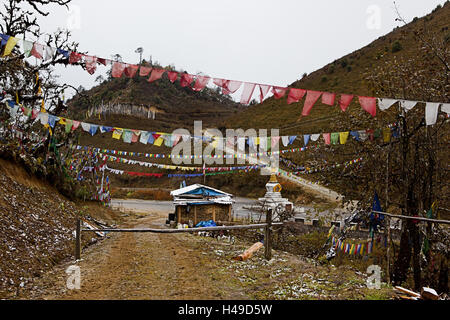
[25,211,248,300]
[21,205,390,300]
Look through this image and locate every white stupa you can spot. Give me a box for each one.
[258,174,293,216]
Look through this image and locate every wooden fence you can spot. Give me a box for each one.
[75,209,282,261]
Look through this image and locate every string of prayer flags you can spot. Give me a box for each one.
[2,32,448,123]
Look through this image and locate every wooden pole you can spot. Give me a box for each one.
[81,222,283,233]
[387,216,391,283]
[265,209,273,261]
[75,218,81,260]
[372,211,450,225]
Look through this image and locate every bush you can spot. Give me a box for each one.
[340,59,348,68]
[391,41,402,53]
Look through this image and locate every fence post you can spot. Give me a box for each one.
[75,218,81,260]
[265,208,272,260]
[386,216,391,283]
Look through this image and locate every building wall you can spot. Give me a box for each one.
[176,204,231,225]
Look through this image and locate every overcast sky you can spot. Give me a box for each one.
[32,0,447,99]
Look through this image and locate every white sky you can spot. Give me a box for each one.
[29,0,447,99]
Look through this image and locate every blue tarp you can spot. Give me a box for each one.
[184,187,225,197]
[195,220,217,228]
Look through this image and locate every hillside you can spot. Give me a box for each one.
[0,157,122,298]
[224,2,449,134]
[67,68,240,133]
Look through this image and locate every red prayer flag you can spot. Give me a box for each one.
[323,133,331,145]
[366,129,374,141]
[167,71,178,83]
[98,58,107,65]
[213,78,227,88]
[139,66,152,77]
[192,75,210,91]
[339,94,353,112]
[240,82,256,105]
[124,64,139,78]
[30,43,44,59]
[69,51,82,64]
[272,86,287,99]
[321,92,336,106]
[258,84,271,102]
[225,80,242,94]
[111,62,126,78]
[302,90,322,116]
[287,88,306,105]
[148,69,165,83]
[180,73,194,87]
[358,96,377,117]
[84,55,97,75]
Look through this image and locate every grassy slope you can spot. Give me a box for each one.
[0,158,122,298]
[224,3,449,134]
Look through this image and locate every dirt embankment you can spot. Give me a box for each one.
[0,159,121,299]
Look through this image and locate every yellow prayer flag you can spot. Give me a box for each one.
[383,128,391,142]
[153,137,164,146]
[40,99,46,112]
[59,117,66,125]
[112,129,123,140]
[339,131,349,144]
[3,37,19,56]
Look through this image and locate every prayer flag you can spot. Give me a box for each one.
[358,96,377,117]
[302,90,322,116]
[148,69,165,83]
[2,36,18,56]
[338,94,353,112]
[287,88,306,105]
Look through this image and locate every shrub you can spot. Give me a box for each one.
[391,41,402,53]
[340,59,348,68]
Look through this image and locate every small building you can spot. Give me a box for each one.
[170,184,234,225]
